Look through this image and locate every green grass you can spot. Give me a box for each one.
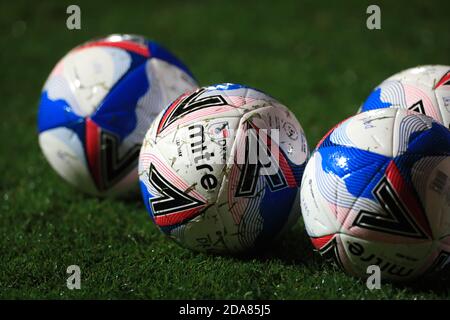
[1,0,450,299]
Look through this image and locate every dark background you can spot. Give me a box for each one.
[1,0,449,298]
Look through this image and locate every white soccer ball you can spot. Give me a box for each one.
[301,108,450,281]
[139,83,309,253]
[360,65,450,128]
[37,34,198,196]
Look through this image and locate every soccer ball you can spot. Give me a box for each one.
[300,108,450,281]
[38,34,198,197]
[139,83,309,253]
[360,65,450,128]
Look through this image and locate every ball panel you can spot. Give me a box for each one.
[302,108,450,280]
[360,81,404,112]
[39,127,97,195]
[385,65,450,86]
[139,84,308,253]
[153,117,241,201]
[300,152,341,238]
[76,34,151,58]
[139,149,208,228]
[360,65,450,128]
[37,91,84,134]
[38,34,198,196]
[340,109,396,157]
[154,85,273,137]
[418,157,450,239]
[120,58,198,151]
[60,47,133,116]
[147,41,195,79]
[225,105,307,250]
[172,205,236,253]
[339,233,433,281]
[392,110,435,155]
[435,69,450,128]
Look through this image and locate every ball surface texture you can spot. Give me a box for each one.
[38,34,198,196]
[301,108,450,281]
[360,65,450,128]
[139,83,309,253]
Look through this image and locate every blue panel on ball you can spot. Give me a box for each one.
[147,41,195,79]
[406,122,450,156]
[140,181,184,236]
[361,88,392,111]
[255,186,298,247]
[288,159,306,187]
[92,63,150,141]
[38,91,86,144]
[207,83,251,91]
[394,122,450,184]
[139,180,155,223]
[318,134,390,201]
[126,51,149,73]
[38,91,83,133]
[206,83,272,97]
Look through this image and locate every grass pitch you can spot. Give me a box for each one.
[1,0,450,299]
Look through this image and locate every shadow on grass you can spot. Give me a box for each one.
[259,227,320,266]
[224,224,326,268]
[392,269,450,295]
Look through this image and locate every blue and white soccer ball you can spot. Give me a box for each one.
[301,108,450,281]
[360,65,450,128]
[139,83,309,253]
[38,34,198,196]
